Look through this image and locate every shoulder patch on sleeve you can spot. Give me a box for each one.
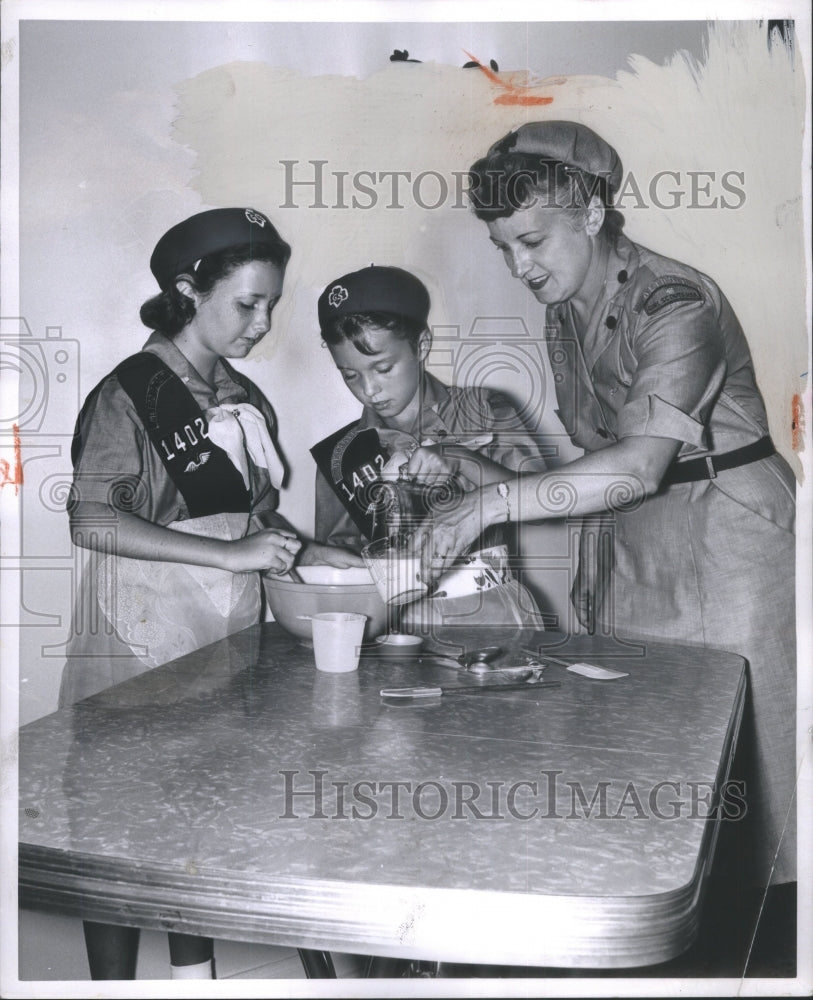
[641,277,703,316]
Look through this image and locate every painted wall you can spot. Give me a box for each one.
[5,18,807,723]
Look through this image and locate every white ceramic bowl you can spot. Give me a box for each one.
[263,566,390,643]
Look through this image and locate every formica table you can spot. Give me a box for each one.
[19,624,746,969]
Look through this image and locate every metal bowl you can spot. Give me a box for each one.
[263,566,390,643]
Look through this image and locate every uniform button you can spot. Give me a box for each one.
[609,386,618,395]
[554,373,564,384]
[617,270,628,283]
[605,315,617,329]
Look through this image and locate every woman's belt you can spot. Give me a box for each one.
[663,435,775,485]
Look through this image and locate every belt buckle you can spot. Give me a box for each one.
[705,455,717,479]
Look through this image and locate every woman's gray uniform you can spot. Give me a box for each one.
[546,233,796,885]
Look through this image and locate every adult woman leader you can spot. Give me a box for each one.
[415,122,796,894]
[62,207,308,979]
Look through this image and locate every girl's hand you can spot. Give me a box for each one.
[406,445,461,483]
[408,488,486,585]
[225,529,302,574]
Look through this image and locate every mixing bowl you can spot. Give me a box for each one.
[263,565,390,643]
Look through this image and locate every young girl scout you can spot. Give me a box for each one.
[63,207,303,980]
[312,264,546,629]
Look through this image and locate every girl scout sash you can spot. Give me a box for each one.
[311,422,468,543]
[72,352,252,515]
[310,422,391,540]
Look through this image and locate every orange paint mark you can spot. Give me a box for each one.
[0,423,24,494]
[494,93,554,107]
[464,50,502,85]
[791,393,804,451]
[464,50,554,107]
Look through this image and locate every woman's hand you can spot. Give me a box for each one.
[409,487,490,585]
[570,559,596,633]
[224,529,302,575]
[570,514,613,634]
[298,542,366,569]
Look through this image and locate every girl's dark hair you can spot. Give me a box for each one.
[321,312,428,356]
[468,151,625,242]
[139,242,289,337]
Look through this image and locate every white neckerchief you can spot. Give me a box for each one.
[205,403,285,490]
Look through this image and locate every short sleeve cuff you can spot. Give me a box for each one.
[70,471,144,508]
[618,393,708,448]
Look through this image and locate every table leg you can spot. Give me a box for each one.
[297,949,337,978]
[83,921,140,980]
[365,957,439,977]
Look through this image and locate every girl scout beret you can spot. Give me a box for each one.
[487,120,623,195]
[149,207,291,290]
[318,265,431,331]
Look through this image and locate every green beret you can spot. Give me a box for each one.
[150,208,290,290]
[318,265,430,331]
[487,120,623,195]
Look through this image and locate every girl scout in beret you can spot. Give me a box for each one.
[62,207,306,979]
[313,264,546,629]
[415,122,796,898]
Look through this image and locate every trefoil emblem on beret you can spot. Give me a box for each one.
[245,208,267,227]
[328,284,349,309]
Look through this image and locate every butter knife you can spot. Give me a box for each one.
[379,680,561,699]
